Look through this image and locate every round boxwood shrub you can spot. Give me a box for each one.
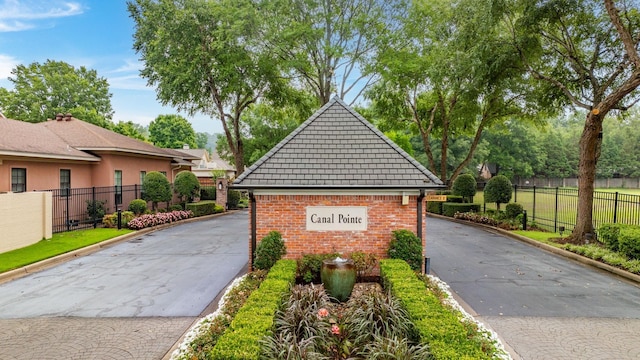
[174,171,200,202]
[505,202,524,219]
[142,171,172,211]
[128,199,148,215]
[452,173,477,202]
[254,231,286,270]
[484,175,513,210]
[388,229,423,271]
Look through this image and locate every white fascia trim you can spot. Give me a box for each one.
[253,189,422,196]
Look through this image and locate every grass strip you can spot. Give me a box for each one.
[0,228,133,273]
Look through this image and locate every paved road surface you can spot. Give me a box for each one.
[426,216,640,359]
[0,211,249,359]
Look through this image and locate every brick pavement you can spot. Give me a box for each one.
[0,317,196,360]
[481,316,640,360]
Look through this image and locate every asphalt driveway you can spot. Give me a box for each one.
[426,216,640,359]
[0,211,249,359]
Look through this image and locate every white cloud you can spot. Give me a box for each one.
[0,54,20,78]
[111,59,143,74]
[108,74,151,91]
[0,0,83,32]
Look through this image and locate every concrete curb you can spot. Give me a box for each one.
[0,210,240,285]
[427,213,640,285]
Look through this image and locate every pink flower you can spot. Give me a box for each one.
[317,308,329,319]
[331,325,340,335]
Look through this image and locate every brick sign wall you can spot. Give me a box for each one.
[251,194,426,261]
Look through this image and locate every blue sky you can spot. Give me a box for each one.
[0,0,221,134]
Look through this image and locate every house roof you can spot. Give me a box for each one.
[39,115,177,159]
[0,117,100,162]
[176,148,236,172]
[233,97,444,189]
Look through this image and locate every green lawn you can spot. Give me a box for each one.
[0,228,133,273]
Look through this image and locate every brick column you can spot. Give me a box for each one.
[215,178,228,210]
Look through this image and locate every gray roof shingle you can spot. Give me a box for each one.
[233,98,444,189]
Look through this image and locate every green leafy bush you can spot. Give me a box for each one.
[142,171,172,211]
[127,199,147,215]
[446,195,464,203]
[227,189,241,209]
[169,204,184,211]
[427,201,443,214]
[186,200,224,217]
[484,175,512,210]
[174,171,201,202]
[297,253,340,283]
[200,186,217,200]
[619,227,640,260]
[253,231,286,270]
[597,223,626,251]
[86,200,106,221]
[442,203,481,217]
[388,230,423,271]
[102,211,135,228]
[350,251,377,280]
[452,173,477,202]
[505,202,524,219]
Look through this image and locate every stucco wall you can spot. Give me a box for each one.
[91,153,175,186]
[251,194,426,263]
[0,159,94,192]
[0,191,52,253]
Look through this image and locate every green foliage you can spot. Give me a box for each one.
[385,130,415,157]
[85,200,106,220]
[142,171,172,211]
[505,203,524,219]
[102,211,135,228]
[199,186,217,201]
[427,201,443,214]
[127,199,148,216]
[227,190,241,209]
[149,114,197,149]
[0,60,113,126]
[349,251,378,280]
[210,260,296,360]
[442,203,481,217]
[388,230,423,272]
[112,121,148,141]
[186,201,224,217]
[483,175,512,210]
[446,195,464,203]
[169,204,184,212]
[597,223,626,252]
[451,174,477,202]
[619,227,640,260]
[173,171,200,202]
[380,260,493,359]
[253,231,286,270]
[297,253,341,284]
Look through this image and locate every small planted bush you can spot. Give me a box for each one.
[505,202,524,219]
[484,175,513,210]
[619,226,640,260]
[350,251,377,280]
[253,231,286,270]
[597,223,626,252]
[442,203,481,217]
[128,199,147,215]
[427,201,443,214]
[297,252,340,283]
[127,210,193,230]
[102,211,135,228]
[452,173,477,203]
[388,229,423,272]
[186,200,224,217]
[227,190,241,209]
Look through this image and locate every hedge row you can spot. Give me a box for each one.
[210,259,297,360]
[442,203,481,217]
[598,223,640,260]
[186,200,224,217]
[426,195,465,215]
[380,259,492,360]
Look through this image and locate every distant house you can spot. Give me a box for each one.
[177,145,235,185]
[0,114,197,193]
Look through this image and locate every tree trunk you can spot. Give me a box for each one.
[570,112,603,243]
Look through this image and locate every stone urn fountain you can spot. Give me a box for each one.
[321,257,356,302]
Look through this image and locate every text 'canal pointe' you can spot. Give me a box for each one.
[310,213,363,224]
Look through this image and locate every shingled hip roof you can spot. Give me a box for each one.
[233,97,444,189]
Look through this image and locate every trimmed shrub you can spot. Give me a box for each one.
[254,231,286,270]
[350,251,377,280]
[297,252,340,283]
[388,229,423,271]
[200,186,217,200]
[142,171,172,211]
[505,202,524,219]
[442,203,481,217]
[619,227,640,260]
[427,201,443,214]
[186,200,224,217]
[102,211,135,228]
[484,175,512,210]
[446,195,464,203]
[227,190,241,209]
[169,204,184,211]
[452,174,477,202]
[86,200,106,221]
[174,171,200,202]
[598,223,626,251]
[128,199,147,215]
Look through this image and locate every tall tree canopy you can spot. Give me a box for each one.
[262,0,403,105]
[0,60,113,127]
[113,121,148,141]
[506,0,640,242]
[149,114,197,149]
[128,0,285,174]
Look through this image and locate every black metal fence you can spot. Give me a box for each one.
[481,185,640,233]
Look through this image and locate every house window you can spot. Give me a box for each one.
[60,169,71,197]
[139,171,146,198]
[115,170,123,205]
[11,168,26,193]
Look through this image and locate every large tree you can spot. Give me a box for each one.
[0,60,113,127]
[128,0,284,174]
[507,0,640,242]
[261,0,403,105]
[113,120,148,141]
[367,0,541,184]
[149,114,197,149]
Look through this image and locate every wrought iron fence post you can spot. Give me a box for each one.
[92,187,97,228]
[533,186,536,222]
[66,189,70,232]
[554,187,559,233]
[514,184,518,203]
[613,192,619,224]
